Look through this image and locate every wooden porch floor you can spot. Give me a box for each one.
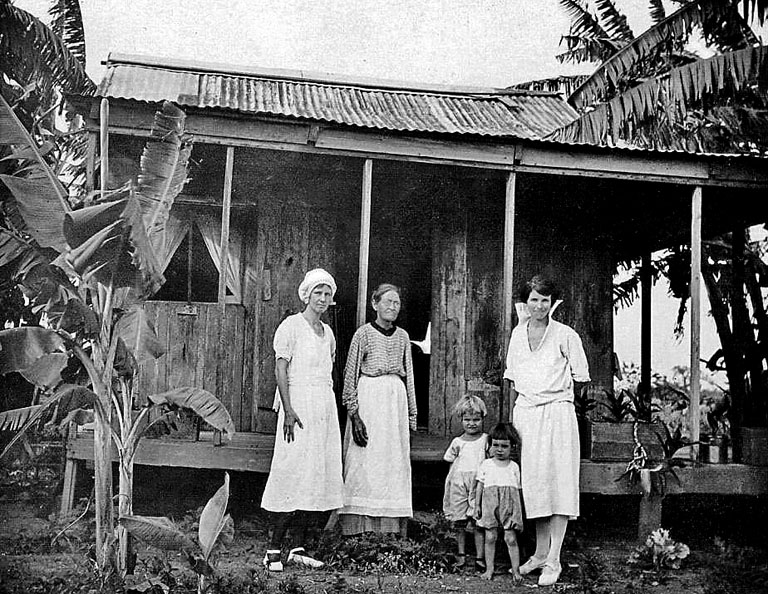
[64,429,768,496]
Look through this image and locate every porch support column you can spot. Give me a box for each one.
[688,186,703,458]
[501,171,517,422]
[99,98,109,199]
[215,146,234,440]
[357,159,373,327]
[640,247,652,393]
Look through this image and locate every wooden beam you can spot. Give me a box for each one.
[689,186,703,459]
[85,132,97,194]
[640,249,652,392]
[357,159,373,327]
[501,172,517,422]
[65,432,768,495]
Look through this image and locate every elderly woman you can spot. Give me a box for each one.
[504,276,590,586]
[339,283,417,536]
[261,268,343,570]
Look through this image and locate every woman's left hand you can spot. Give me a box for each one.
[283,408,303,442]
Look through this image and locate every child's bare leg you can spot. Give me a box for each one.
[472,522,486,569]
[453,523,467,568]
[504,529,522,583]
[481,529,497,580]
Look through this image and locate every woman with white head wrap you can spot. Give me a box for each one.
[261,268,343,570]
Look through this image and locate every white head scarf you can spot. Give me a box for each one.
[298,268,337,303]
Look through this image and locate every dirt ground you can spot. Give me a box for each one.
[1,465,767,593]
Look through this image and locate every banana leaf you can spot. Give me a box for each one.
[198,473,230,562]
[113,306,165,365]
[118,515,195,552]
[147,388,235,441]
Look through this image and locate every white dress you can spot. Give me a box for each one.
[260,314,343,513]
[504,317,590,520]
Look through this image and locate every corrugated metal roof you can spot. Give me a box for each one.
[96,54,579,140]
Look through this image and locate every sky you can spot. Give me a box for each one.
[15,0,734,375]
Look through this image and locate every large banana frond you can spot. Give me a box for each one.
[0,0,94,102]
[0,93,70,250]
[136,102,193,252]
[0,405,41,432]
[147,388,235,441]
[63,191,164,296]
[509,75,590,97]
[550,45,768,148]
[118,516,196,552]
[559,0,610,40]
[48,0,87,67]
[594,0,634,43]
[649,0,667,24]
[568,0,763,109]
[198,473,230,562]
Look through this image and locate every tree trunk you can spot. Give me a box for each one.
[118,453,135,575]
[93,405,114,571]
[702,262,746,461]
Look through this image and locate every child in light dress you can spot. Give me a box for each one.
[474,423,524,582]
[442,394,488,571]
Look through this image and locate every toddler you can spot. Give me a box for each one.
[442,394,488,571]
[474,423,523,582]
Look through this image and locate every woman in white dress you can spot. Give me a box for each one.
[339,283,417,536]
[261,268,343,569]
[504,276,590,586]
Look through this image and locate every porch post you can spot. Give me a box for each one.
[688,186,703,459]
[217,146,234,306]
[214,146,234,439]
[640,247,652,393]
[99,98,109,199]
[501,171,517,422]
[357,159,373,327]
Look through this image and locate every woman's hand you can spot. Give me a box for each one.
[283,408,303,442]
[350,412,368,447]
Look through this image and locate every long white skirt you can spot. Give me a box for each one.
[340,375,413,523]
[514,400,579,519]
[261,382,343,513]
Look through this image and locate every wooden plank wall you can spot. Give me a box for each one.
[136,301,247,429]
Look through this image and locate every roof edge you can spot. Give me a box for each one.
[104,52,562,98]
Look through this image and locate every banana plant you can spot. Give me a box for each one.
[120,473,233,594]
[0,92,235,576]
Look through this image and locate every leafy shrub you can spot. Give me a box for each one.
[628,528,690,573]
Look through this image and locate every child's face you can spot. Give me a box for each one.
[461,412,483,435]
[490,438,512,460]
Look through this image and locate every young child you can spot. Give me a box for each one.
[442,394,488,571]
[474,423,523,582]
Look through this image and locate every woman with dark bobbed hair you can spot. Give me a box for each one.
[503,275,590,586]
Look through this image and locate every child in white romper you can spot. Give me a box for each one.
[442,395,488,571]
[474,423,523,582]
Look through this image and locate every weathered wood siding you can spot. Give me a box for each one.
[136,301,247,430]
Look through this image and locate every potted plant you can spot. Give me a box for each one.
[699,392,730,464]
[587,386,663,461]
[574,385,598,459]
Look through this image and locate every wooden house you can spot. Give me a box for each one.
[62,54,768,528]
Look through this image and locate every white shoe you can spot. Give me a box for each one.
[519,555,547,575]
[288,547,324,568]
[262,549,283,572]
[538,561,562,586]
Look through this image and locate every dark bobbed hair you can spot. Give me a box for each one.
[519,275,559,302]
[371,283,401,304]
[487,422,521,449]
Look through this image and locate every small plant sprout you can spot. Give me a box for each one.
[120,473,233,594]
[628,528,690,574]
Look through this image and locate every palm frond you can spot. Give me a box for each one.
[557,35,621,64]
[48,0,87,67]
[0,0,94,104]
[649,0,667,24]
[549,45,768,149]
[558,0,610,40]
[0,405,42,432]
[568,0,761,110]
[509,75,590,97]
[595,0,635,42]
